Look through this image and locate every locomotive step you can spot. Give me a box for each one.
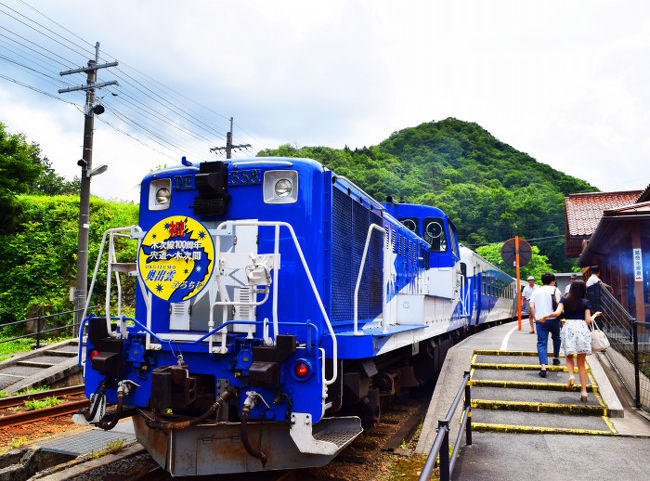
[470,409,616,434]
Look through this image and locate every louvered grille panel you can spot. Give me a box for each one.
[331,189,383,323]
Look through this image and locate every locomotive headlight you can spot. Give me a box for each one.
[149,178,172,210]
[156,187,171,204]
[274,179,293,197]
[263,170,298,204]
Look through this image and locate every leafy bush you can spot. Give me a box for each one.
[0,195,138,328]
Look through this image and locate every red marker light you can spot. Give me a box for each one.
[89,349,99,360]
[294,362,310,378]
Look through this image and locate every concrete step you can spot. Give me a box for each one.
[0,365,43,377]
[16,360,56,368]
[471,361,590,373]
[471,409,615,435]
[471,367,592,384]
[471,386,604,408]
[469,378,599,393]
[0,373,25,390]
[474,354,574,366]
[46,350,78,358]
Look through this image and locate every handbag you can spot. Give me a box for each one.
[590,317,610,352]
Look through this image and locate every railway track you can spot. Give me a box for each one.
[0,385,88,428]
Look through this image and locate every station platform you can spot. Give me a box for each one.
[416,321,650,481]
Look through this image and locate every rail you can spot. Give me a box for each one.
[0,306,97,348]
[596,285,650,411]
[418,371,472,481]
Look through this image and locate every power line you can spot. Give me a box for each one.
[0,52,69,84]
[0,71,80,105]
[0,25,76,67]
[0,2,90,62]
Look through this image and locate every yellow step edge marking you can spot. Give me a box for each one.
[602,415,617,434]
[586,371,608,411]
[471,399,607,416]
[472,422,614,436]
[471,362,590,372]
[469,353,477,379]
[474,350,567,357]
[469,379,599,393]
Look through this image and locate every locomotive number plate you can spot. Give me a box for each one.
[228,169,262,187]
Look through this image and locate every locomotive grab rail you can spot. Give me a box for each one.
[82,225,142,344]
[214,220,339,386]
[353,224,387,335]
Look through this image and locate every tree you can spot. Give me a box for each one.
[0,122,78,228]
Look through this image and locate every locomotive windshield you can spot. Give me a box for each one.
[399,217,419,235]
[423,217,447,252]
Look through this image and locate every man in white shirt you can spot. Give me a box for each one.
[564,273,579,295]
[529,272,562,378]
[586,265,611,312]
[521,276,538,334]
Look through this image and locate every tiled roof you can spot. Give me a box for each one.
[565,190,643,236]
[637,184,650,203]
[604,200,650,215]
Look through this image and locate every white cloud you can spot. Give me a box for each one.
[1,0,649,200]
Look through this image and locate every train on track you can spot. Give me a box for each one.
[76,156,517,476]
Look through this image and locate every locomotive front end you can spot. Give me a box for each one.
[79,157,361,475]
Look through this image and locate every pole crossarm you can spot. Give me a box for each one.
[58,80,119,94]
[60,61,119,76]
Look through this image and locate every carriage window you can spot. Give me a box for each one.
[399,217,419,236]
[423,217,447,252]
[449,223,459,258]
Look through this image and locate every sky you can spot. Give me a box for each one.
[0,0,649,202]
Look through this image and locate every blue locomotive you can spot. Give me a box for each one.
[78,157,516,475]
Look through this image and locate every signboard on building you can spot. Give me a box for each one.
[633,248,643,282]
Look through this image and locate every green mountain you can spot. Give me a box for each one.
[259,118,598,270]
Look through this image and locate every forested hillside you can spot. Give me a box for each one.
[0,195,138,326]
[259,118,598,270]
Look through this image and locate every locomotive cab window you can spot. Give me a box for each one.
[423,217,447,252]
[399,217,419,235]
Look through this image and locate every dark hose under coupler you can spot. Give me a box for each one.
[240,405,268,466]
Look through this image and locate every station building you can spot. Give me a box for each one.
[565,186,650,323]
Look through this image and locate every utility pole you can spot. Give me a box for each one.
[59,42,118,335]
[210,117,251,158]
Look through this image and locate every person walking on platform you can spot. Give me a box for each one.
[529,273,561,378]
[541,280,601,402]
[586,265,611,313]
[564,272,579,295]
[522,276,538,334]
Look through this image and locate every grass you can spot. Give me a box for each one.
[24,397,62,410]
[0,338,33,356]
[90,438,125,459]
[14,386,49,396]
[10,437,26,449]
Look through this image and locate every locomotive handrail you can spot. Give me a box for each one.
[215,220,338,386]
[353,224,387,335]
[83,225,142,339]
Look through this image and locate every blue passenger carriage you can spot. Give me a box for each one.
[78,157,516,475]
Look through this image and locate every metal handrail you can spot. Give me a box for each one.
[353,224,386,335]
[419,371,472,481]
[1,306,98,348]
